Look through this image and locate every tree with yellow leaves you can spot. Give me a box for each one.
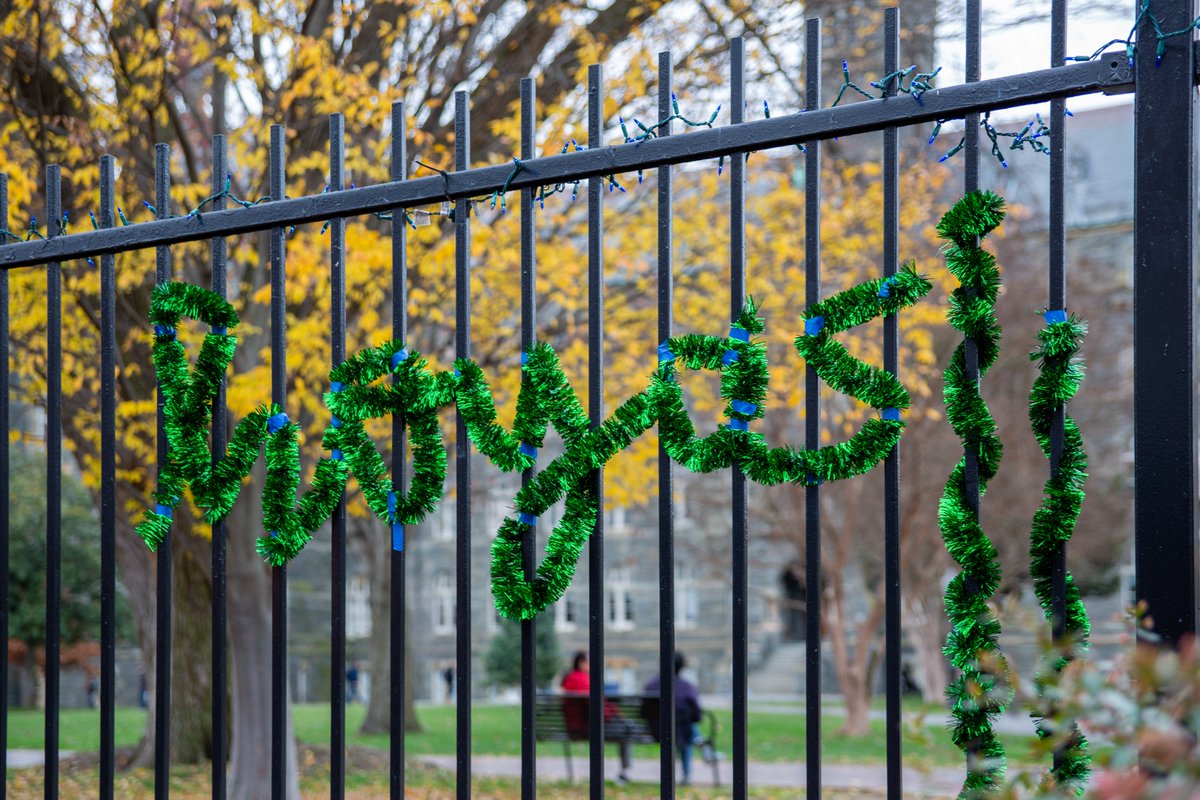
[1,0,974,790]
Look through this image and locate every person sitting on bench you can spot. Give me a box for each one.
[561,651,633,784]
[644,652,716,786]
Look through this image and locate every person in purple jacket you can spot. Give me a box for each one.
[644,652,715,785]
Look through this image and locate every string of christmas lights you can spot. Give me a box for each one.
[1068,0,1200,67]
[0,64,1085,246]
[930,109,1068,168]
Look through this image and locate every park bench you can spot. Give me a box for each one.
[534,692,720,785]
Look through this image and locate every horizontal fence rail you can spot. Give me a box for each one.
[0,56,1137,270]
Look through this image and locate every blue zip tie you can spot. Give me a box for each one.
[266,412,290,433]
[211,325,226,336]
[331,381,344,392]
[881,407,901,421]
[518,511,537,526]
[731,399,757,415]
[454,368,461,378]
[331,415,342,428]
[519,442,538,459]
[805,316,825,336]
[878,277,894,298]
[521,350,530,366]
[154,504,173,519]
[392,522,405,552]
[153,324,176,339]
[392,349,408,369]
[657,342,674,363]
[331,448,343,461]
[387,491,397,523]
[728,418,749,431]
[722,350,740,366]
[270,530,278,539]
[728,326,750,342]
[1044,309,1068,325]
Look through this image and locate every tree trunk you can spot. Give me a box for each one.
[904,594,948,705]
[116,511,213,767]
[356,517,422,735]
[170,531,214,763]
[115,512,160,769]
[839,666,873,737]
[227,490,301,800]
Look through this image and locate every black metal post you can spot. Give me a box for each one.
[882,11,902,800]
[210,133,229,800]
[729,34,749,800]
[153,144,172,800]
[45,164,63,800]
[99,154,117,800]
[519,75,538,800]
[454,90,473,800]
[804,19,822,800]
[586,63,607,800]
[269,124,288,800]
[329,111,348,800]
[1133,0,1198,644]
[390,100,408,800]
[151,150,173,799]
[657,49,677,799]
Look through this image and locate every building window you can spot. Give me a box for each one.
[676,563,699,630]
[605,506,628,536]
[555,594,579,633]
[433,571,455,635]
[347,574,372,640]
[434,504,454,542]
[606,567,635,631]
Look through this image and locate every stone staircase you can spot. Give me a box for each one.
[748,641,806,697]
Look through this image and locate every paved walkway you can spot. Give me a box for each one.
[8,747,961,795]
[6,749,73,768]
[419,754,962,796]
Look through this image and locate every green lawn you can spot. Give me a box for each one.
[6,702,1044,769]
[5,707,146,752]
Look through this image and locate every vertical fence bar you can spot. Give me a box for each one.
[964,0,981,194]
[656,49,677,799]
[1048,0,1067,645]
[1133,0,1197,644]
[586,63,607,799]
[99,155,118,800]
[881,10,902,800]
[959,0,985,776]
[152,144,172,800]
[1047,0,1069,774]
[519,76,538,800]
[329,111,348,800]
[0,174,8,799]
[728,34,749,800]
[390,99,408,800]
[210,134,229,800]
[44,164,63,800]
[803,19,822,800]
[454,90,473,800]
[269,124,288,800]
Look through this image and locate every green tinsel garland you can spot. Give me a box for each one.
[135,282,349,565]
[138,264,931,617]
[1028,313,1091,793]
[936,190,1014,797]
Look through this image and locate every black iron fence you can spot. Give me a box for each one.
[0,2,1196,799]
